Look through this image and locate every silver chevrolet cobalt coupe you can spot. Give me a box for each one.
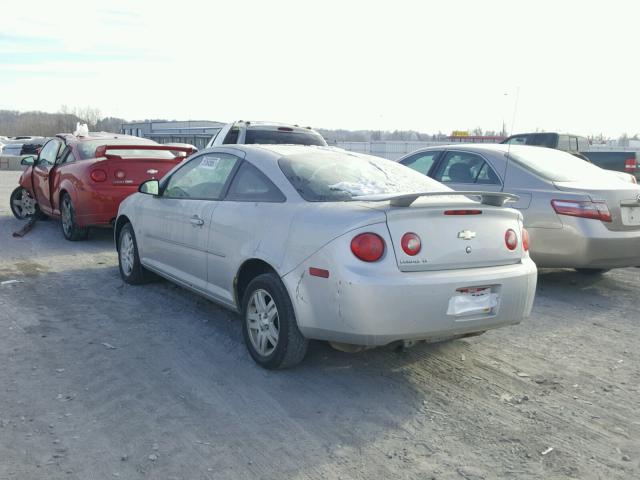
[115,145,537,368]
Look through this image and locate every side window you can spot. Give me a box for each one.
[59,146,77,164]
[569,136,579,151]
[225,162,285,202]
[505,135,527,145]
[163,153,239,200]
[38,140,62,166]
[434,151,500,185]
[401,151,440,175]
[556,135,570,151]
[223,127,240,144]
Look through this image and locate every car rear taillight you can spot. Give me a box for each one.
[505,229,518,251]
[551,200,612,222]
[624,157,637,172]
[400,232,421,256]
[90,169,107,182]
[351,233,385,262]
[522,228,530,252]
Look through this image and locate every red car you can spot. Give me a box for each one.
[10,132,193,240]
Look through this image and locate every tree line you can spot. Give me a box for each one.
[1,108,635,145]
[0,108,125,137]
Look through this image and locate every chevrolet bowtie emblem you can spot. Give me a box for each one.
[147,169,159,175]
[458,230,476,240]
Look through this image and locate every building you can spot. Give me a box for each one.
[120,120,225,150]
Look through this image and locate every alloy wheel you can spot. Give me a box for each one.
[61,197,72,236]
[120,230,135,276]
[11,188,36,219]
[246,289,279,356]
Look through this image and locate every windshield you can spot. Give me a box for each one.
[245,129,327,146]
[77,139,176,160]
[509,147,606,182]
[279,152,447,202]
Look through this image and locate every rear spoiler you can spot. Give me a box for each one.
[351,191,519,207]
[95,144,196,159]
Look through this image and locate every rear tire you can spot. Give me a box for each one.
[60,193,89,241]
[241,273,308,369]
[118,223,154,285]
[575,268,610,275]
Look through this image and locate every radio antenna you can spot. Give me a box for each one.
[509,86,520,138]
[504,86,520,190]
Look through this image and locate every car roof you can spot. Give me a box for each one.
[408,143,560,156]
[218,144,370,167]
[234,120,320,132]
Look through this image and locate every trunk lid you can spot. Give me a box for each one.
[98,157,183,187]
[554,180,640,231]
[92,144,193,187]
[383,200,524,272]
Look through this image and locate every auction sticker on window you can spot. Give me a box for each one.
[201,157,220,169]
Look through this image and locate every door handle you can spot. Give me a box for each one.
[190,216,205,226]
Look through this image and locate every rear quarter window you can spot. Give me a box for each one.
[245,129,326,146]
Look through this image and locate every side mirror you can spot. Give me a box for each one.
[139,179,160,196]
[20,155,36,166]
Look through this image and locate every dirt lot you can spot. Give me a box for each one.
[0,170,638,480]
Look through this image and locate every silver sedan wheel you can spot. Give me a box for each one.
[246,289,279,356]
[61,196,72,236]
[120,230,135,277]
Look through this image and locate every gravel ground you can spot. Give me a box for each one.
[0,170,638,480]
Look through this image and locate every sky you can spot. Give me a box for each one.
[0,0,638,137]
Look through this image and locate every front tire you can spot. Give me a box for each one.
[60,193,88,241]
[242,273,308,369]
[118,223,154,285]
[10,187,38,220]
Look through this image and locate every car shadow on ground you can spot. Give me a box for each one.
[0,214,115,255]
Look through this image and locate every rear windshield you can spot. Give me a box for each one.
[509,148,606,182]
[279,152,446,202]
[77,139,175,160]
[504,133,557,148]
[245,129,327,146]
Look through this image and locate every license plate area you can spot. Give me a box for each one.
[621,206,640,226]
[447,286,499,317]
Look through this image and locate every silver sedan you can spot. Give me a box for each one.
[115,145,537,368]
[399,144,640,272]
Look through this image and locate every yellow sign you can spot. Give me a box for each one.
[451,130,469,137]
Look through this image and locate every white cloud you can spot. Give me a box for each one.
[1,0,639,136]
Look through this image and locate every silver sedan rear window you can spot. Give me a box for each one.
[279,152,445,202]
[509,148,605,182]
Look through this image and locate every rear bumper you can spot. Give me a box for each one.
[282,258,537,346]
[529,220,640,268]
[75,186,138,227]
